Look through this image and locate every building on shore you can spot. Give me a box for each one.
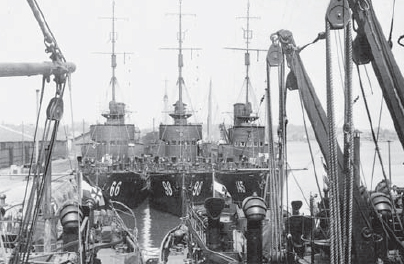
[0,124,68,169]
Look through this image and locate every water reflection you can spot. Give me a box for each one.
[120,199,180,260]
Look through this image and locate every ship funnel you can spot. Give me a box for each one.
[242,192,266,221]
[0,194,6,217]
[370,192,392,217]
[242,193,267,264]
[0,194,6,206]
[60,202,83,252]
[204,198,225,250]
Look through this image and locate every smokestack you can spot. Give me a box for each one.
[242,193,267,264]
[204,197,225,250]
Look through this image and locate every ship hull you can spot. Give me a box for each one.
[102,171,150,209]
[84,169,110,189]
[149,170,213,216]
[214,169,267,205]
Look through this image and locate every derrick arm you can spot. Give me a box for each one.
[0,62,75,78]
[274,30,344,173]
[348,0,404,149]
[273,30,375,263]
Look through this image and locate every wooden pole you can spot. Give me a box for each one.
[0,62,75,77]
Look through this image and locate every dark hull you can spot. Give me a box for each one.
[149,170,213,216]
[103,171,150,209]
[214,169,266,205]
[84,169,110,189]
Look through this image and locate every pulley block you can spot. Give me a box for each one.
[286,71,298,91]
[267,43,283,67]
[353,33,373,65]
[46,97,64,121]
[326,0,351,29]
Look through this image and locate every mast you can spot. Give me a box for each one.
[178,0,184,113]
[163,79,169,124]
[97,0,132,125]
[111,0,117,102]
[207,79,212,141]
[161,0,200,126]
[226,0,264,126]
[244,0,252,106]
[159,0,202,164]
[237,0,256,115]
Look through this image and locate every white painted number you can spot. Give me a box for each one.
[162,181,173,196]
[192,181,203,196]
[236,181,246,193]
[110,181,122,196]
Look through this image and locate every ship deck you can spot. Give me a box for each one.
[162,246,189,264]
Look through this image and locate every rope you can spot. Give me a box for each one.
[326,20,341,264]
[342,21,348,264]
[274,56,286,256]
[265,46,284,259]
[344,20,353,264]
[264,64,275,205]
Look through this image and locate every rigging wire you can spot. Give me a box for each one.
[369,95,384,190]
[28,85,67,262]
[182,80,199,123]
[357,61,404,236]
[298,87,324,204]
[12,2,70,262]
[63,124,73,170]
[27,0,66,63]
[363,64,374,94]
[356,64,389,184]
[67,74,77,171]
[16,77,47,263]
[387,0,396,47]
[334,30,346,90]
[287,165,309,208]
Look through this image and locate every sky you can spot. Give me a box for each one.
[0,0,403,137]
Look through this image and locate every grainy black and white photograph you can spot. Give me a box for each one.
[0,0,404,263]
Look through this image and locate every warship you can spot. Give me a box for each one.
[79,0,149,209]
[146,0,213,217]
[213,1,268,206]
